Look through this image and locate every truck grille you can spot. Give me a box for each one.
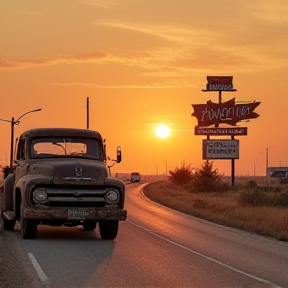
[31,186,116,208]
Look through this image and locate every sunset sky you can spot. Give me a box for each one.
[1,0,287,177]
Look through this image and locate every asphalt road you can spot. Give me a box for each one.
[0,183,288,288]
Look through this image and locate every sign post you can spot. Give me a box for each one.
[191,76,261,187]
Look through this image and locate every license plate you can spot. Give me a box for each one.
[67,210,88,219]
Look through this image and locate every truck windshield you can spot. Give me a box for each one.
[30,137,103,160]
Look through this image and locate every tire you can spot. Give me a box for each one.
[20,215,37,239]
[3,217,16,231]
[99,220,119,240]
[82,220,97,231]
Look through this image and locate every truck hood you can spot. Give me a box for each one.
[29,158,108,185]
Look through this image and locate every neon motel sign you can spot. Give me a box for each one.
[191,97,261,127]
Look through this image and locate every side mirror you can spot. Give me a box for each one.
[116,146,122,163]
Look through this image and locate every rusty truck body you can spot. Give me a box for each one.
[0,128,127,239]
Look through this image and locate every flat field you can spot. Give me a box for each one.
[143,180,288,242]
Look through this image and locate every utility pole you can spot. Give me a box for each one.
[86,97,89,129]
[253,158,258,178]
[266,146,269,169]
[261,145,272,178]
[263,145,273,185]
[165,160,167,177]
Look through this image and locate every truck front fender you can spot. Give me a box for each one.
[16,175,53,208]
[105,177,125,208]
[1,174,15,213]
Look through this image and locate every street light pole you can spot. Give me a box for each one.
[10,117,14,171]
[0,108,42,169]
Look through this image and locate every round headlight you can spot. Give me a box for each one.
[33,189,47,203]
[104,189,119,204]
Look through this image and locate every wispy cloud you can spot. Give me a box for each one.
[93,20,288,71]
[0,52,107,70]
[1,13,287,76]
[82,0,121,9]
[94,20,208,45]
[52,82,196,88]
[248,1,288,24]
[19,10,46,17]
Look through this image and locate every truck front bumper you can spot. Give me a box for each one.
[23,207,127,221]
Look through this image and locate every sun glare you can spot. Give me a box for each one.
[155,125,170,139]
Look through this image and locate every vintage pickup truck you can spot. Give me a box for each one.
[0,128,127,240]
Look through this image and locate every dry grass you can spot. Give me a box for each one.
[143,181,288,242]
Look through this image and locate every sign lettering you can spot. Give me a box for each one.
[195,127,247,135]
[192,98,260,127]
[203,140,239,159]
[205,76,234,91]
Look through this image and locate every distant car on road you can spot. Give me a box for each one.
[130,172,140,183]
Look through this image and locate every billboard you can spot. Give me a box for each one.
[192,98,260,127]
[204,76,235,91]
[203,139,239,159]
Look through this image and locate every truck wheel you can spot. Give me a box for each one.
[3,218,16,231]
[99,220,118,240]
[82,220,97,231]
[20,217,37,239]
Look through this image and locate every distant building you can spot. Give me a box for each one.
[266,167,288,178]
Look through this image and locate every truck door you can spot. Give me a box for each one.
[14,138,28,182]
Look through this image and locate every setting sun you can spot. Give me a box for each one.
[155,125,170,139]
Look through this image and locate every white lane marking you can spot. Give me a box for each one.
[28,253,50,285]
[128,220,281,288]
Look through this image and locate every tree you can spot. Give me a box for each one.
[168,164,193,186]
[190,160,223,192]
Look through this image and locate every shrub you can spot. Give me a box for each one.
[190,160,228,192]
[280,178,288,185]
[168,164,193,186]
[271,192,288,207]
[278,192,288,206]
[245,180,258,189]
[215,181,230,192]
[272,186,282,193]
[239,189,267,206]
[239,188,288,207]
